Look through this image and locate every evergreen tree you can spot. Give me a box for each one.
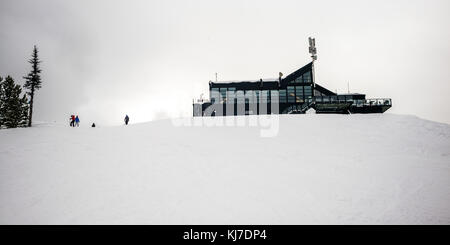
[0,76,28,128]
[23,45,42,127]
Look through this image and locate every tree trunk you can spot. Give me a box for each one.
[28,88,34,127]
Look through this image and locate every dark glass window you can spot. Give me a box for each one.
[295,86,304,103]
[220,88,227,103]
[279,89,287,103]
[210,88,220,104]
[271,90,279,104]
[287,86,295,103]
[303,71,312,83]
[304,86,312,98]
[314,89,322,96]
[345,95,354,103]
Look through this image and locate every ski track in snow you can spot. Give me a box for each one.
[0,114,449,224]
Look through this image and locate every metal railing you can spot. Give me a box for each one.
[355,98,392,107]
[195,96,392,107]
[312,97,391,107]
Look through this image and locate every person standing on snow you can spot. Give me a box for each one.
[124,115,129,125]
[70,115,75,127]
[75,115,80,127]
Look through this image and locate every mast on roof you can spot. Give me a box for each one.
[308,37,317,89]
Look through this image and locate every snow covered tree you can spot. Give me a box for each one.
[0,76,29,128]
[23,45,42,127]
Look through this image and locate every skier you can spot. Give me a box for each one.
[70,115,75,127]
[124,115,129,125]
[75,115,80,127]
[91,123,96,127]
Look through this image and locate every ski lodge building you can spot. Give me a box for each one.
[193,38,392,117]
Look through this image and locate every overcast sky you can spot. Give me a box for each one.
[1,0,449,125]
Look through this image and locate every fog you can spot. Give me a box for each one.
[1,0,449,125]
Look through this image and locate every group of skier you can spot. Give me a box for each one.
[69,115,80,127]
[68,114,130,127]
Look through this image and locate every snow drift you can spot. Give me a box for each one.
[0,114,449,224]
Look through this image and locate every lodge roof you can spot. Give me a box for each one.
[209,62,314,89]
[282,62,313,84]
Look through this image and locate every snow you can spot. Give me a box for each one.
[212,78,279,83]
[305,108,316,114]
[0,114,449,224]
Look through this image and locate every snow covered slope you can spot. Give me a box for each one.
[0,114,449,224]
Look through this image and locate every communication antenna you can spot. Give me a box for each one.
[308,37,317,88]
[215,73,218,82]
[308,37,317,61]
